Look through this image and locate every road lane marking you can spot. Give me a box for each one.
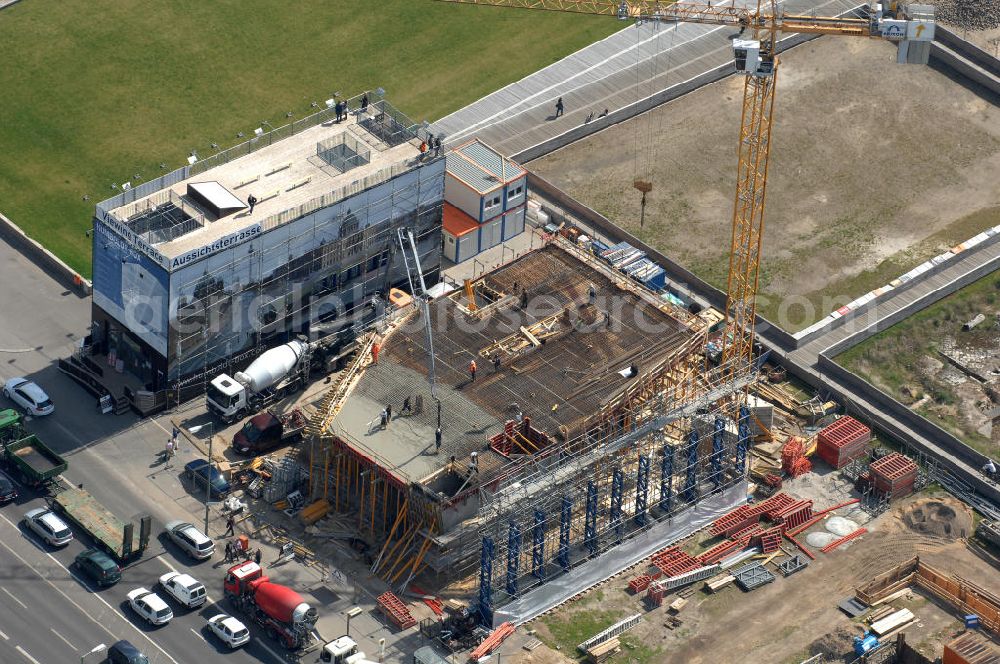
[152,555,287,664]
[190,627,209,644]
[2,588,27,609]
[15,645,40,664]
[49,627,75,651]
[0,514,179,664]
[0,629,8,640]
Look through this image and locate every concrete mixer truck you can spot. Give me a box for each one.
[223,561,318,650]
[207,331,357,423]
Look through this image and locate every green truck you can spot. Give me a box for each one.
[0,409,67,487]
[52,485,151,563]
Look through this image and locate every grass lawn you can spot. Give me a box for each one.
[0,0,619,276]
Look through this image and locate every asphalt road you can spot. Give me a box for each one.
[0,482,300,664]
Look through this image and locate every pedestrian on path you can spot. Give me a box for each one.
[555,97,564,117]
[247,194,258,215]
[385,403,392,423]
[469,359,477,382]
[225,515,235,537]
[224,541,233,562]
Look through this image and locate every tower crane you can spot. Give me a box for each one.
[438,0,934,391]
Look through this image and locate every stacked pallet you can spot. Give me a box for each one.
[377,591,416,630]
[870,453,918,498]
[817,416,870,469]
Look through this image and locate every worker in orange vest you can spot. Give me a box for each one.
[469,359,477,382]
[372,341,380,365]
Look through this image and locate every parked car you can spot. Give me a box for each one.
[0,471,18,504]
[164,520,215,560]
[107,640,149,664]
[2,377,53,416]
[23,507,73,546]
[207,613,250,649]
[183,459,230,499]
[126,587,173,625]
[75,548,121,587]
[159,571,206,608]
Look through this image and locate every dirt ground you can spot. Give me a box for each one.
[511,492,998,664]
[531,37,1000,330]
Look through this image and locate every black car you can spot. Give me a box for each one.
[75,548,121,587]
[107,640,148,664]
[0,471,17,503]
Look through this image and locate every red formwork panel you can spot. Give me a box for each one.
[647,585,665,607]
[817,439,868,469]
[629,574,652,593]
[651,547,700,578]
[377,591,416,630]
[697,539,743,565]
[772,500,814,531]
[871,453,918,481]
[818,416,871,450]
[711,505,755,537]
[757,527,783,554]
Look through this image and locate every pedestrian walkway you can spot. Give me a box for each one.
[433,0,862,159]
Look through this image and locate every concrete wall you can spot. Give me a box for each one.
[0,211,91,297]
[823,250,1000,357]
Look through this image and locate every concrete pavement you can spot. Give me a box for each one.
[432,0,861,159]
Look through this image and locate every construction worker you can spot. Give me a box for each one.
[372,340,380,365]
[435,427,442,454]
[469,359,477,382]
[520,288,529,310]
[401,396,412,415]
[493,353,501,373]
[224,514,236,537]
[254,548,262,565]
[588,283,597,305]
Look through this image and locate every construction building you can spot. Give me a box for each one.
[85,92,445,399]
[311,236,752,626]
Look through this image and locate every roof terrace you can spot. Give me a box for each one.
[102,95,430,261]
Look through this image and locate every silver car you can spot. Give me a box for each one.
[164,520,215,560]
[24,508,73,546]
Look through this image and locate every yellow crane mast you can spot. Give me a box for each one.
[438,0,934,388]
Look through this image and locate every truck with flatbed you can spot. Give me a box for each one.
[0,408,67,487]
[52,485,150,563]
[232,408,307,456]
